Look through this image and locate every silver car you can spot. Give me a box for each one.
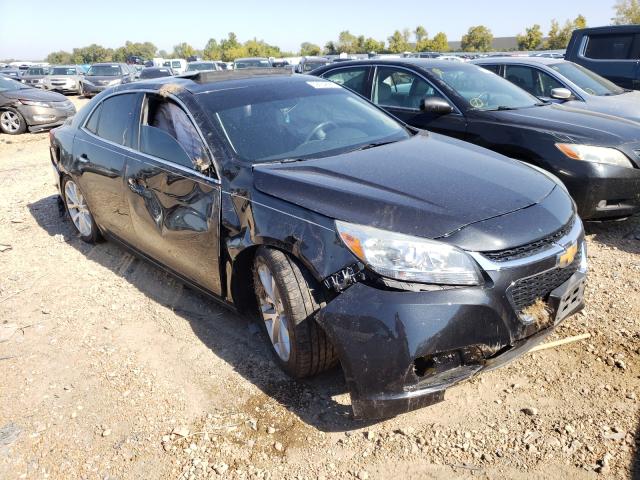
[43,65,84,95]
[472,57,640,122]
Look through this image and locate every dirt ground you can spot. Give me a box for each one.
[0,96,638,479]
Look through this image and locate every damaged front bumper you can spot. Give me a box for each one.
[317,218,587,419]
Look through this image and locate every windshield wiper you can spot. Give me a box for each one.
[352,140,398,151]
[486,105,519,111]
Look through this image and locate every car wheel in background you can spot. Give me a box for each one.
[253,247,337,378]
[62,176,101,243]
[0,108,27,135]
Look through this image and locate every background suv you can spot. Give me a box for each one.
[80,63,135,98]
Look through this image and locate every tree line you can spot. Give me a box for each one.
[43,5,640,66]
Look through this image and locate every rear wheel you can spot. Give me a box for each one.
[0,109,27,135]
[62,177,101,243]
[253,248,337,378]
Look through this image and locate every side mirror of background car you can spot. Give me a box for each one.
[420,97,454,115]
[550,88,573,100]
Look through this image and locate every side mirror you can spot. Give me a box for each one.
[550,88,573,100]
[420,97,454,115]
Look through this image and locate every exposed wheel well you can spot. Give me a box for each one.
[230,246,260,315]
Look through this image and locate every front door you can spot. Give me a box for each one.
[124,92,223,295]
[370,66,467,139]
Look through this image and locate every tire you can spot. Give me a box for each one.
[62,176,101,243]
[253,247,337,378]
[0,108,27,135]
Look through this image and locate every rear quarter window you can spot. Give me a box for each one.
[584,33,639,60]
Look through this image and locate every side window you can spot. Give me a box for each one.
[373,66,445,110]
[584,34,635,60]
[536,70,564,97]
[142,94,209,171]
[92,93,137,146]
[504,65,537,95]
[322,67,369,96]
[84,102,102,134]
[480,64,502,75]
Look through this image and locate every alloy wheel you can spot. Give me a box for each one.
[256,264,291,361]
[0,111,21,133]
[64,180,92,237]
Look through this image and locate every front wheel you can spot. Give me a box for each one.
[62,177,101,243]
[253,248,337,378]
[0,109,27,135]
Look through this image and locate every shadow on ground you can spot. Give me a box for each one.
[584,215,640,256]
[28,194,377,433]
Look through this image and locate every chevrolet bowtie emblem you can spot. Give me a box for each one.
[558,242,578,268]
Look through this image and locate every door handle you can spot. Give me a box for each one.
[127,178,147,195]
[78,153,89,163]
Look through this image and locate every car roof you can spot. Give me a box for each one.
[121,68,303,94]
[573,25,640,34]
[318,58,478,70]
[473,56,565,66]
[235,57,269,61]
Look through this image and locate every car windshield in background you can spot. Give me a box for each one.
[303,62,328,72]
[0,76,26,91]
[27,68,48,75]
[429,64,541,111]
[51,67,77,75]
[140,68,172,79]
[186,63,216,71]
[171,61,182,68]
[549,62,625,96]
[203,81,409,163]
[235,59,270,69]
[87,65,121,76]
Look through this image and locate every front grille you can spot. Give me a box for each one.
[483,217,575,262]
[509,254,580,314]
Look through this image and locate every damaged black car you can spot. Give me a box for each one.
[49,70,587,419]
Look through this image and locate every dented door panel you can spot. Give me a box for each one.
[124,155,222,295]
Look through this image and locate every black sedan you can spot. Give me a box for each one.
[312,59,640,220]
[0,76,75,134]
[50,70,586,419]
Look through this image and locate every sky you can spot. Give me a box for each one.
[0,0,615,60]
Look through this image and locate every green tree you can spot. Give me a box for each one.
[324,41,338,55]
[300,42,321,56]
[70,44,113,64]
[112,41,157,62]
[172,42,196,59]
[545,15,587,49]
[517,24,544,50]
[387,29,411,53]
[362,37,385,53]
[613,0,640,24]
[461,26,493,52]
[46,50,73,64]
[337,30,359,53]
[203,39,221,60]
[415,25,427,43]
[158,49,169,58]
[429,32,449,52]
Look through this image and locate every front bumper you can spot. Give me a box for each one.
[46,80,80,93]
[556,161,640,220]
[317,220,586,419]
[20,103,76,131]
[81,82,110,95]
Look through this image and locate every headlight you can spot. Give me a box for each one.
[555,143,634,168]
[335,221,482,285]
[19,99,52,108]
[108,78,122,86]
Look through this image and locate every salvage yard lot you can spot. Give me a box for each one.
[0,96,638,479]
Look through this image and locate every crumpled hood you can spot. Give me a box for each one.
[253,133,556,239]
[3,88,68,102]
[490,103,640,146]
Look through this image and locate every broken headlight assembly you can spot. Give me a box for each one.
[335,221,482,286]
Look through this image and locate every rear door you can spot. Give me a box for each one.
[575,31,640,89]
[370,65,467,138]
[123,92,223,295]
[72,92,141,242]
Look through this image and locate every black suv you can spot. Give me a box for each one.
[566,25,640,90]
